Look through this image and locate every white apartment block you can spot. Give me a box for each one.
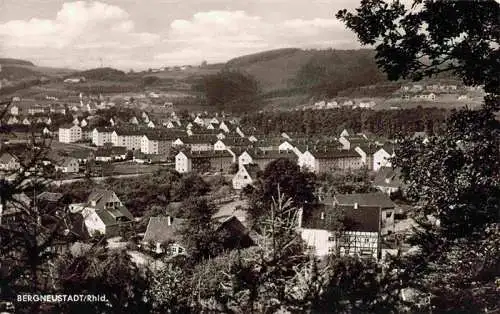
[58,124,82,143]
[111,130,143,151]
[92,128,114,146]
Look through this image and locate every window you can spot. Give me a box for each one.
[386,211,393,219]
[328,236,335,242]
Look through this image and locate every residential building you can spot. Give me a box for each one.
[373,167,405,195]
[175,150,234,174]
[69,189,134,237]
[232,164,260,190]
[333,193,395,235]
[10,105,19,116]
[92,127,114,146]
[338,135,368,150]
[93,146,127,162]
[300,203,381,259]
[111,129,143,151]
[58,124,82,143]
[373,145,395,171]
[142,216,187,255]
[298,149,364,173]
[55,157,79,173]
[140,132,178,155]
[0,153,20,171]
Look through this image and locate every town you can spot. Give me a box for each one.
[0,0,498,313]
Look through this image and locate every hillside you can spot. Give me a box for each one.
[0,58,34,66]
[225,48,315,92]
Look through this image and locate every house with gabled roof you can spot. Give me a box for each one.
[232,164,260,190]
[0,153,20,171]
[219,120,231,133]
[373,144,395,171]
[299,201,382,259]
[142,216,187,255]
[338,135,369,150]
[354,143,380,170]
[69,189,134,237]
[333,192,395,235]
[55,157,79,173]
[373,167,405,195]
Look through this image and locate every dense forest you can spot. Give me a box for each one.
[293,49,387,98]
[240,107,449,138]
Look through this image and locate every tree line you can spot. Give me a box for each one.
[240,107,449,138]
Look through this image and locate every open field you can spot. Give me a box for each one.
[112,162,172,175]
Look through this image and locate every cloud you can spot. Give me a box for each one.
[0,1,159,49]
[155,10,360,64]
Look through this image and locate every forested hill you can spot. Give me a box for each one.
[0,58,35,66]
[70,67,128,81]
[224,48,388,96]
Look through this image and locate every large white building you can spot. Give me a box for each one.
[140,133,173,155]
[175,151,192,173]
[111,129,143,151]
[58,124,82,143]
[92,127,114,146]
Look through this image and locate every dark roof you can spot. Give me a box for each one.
[309,149,361,159]
[87,190,119,210]
[220,137,252,147]
[94,127,114,133]
[114,128,146,136]
[180,135,216,144]
[338,205,381,232]
[180,150,233,159]
[355,143,380,155]
[0,152,18,163]
[247,149,298,160]
[142,216,185,243]
[335,192,395,208]
[59,123,77,129]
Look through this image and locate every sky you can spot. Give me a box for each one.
[0,0,370,70]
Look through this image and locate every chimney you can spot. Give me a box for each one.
[354,202,358,210]
[167,215,172,226]
[320,211,325,220]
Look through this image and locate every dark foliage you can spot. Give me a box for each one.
[337,0,500,94]
[248,158,316,225]
[294,49,387,98]
[241,107,447,138]
[201,70,261,113]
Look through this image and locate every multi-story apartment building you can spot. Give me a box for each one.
[58,124,82,143]
[92,127,114,146]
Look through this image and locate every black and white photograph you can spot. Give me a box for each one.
[0,0,499,313]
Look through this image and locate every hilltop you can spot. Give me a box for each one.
[0,58,35,66]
